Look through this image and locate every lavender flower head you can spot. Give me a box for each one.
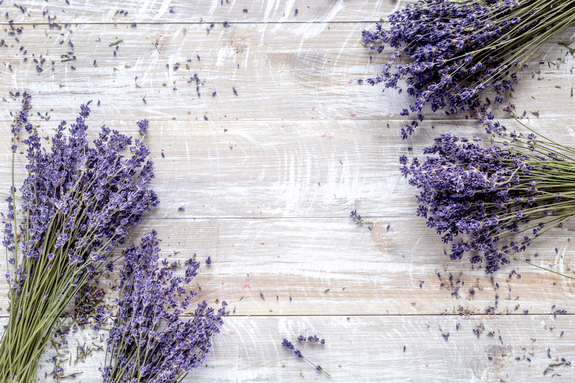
[4,95,159,268]
[101,231,227,383]
[401,119,575,273]
[363,0,572,138]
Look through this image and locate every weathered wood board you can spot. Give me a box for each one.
[32,316,575,382]
[1,0,575,382]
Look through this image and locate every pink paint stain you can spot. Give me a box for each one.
[321,134,333,139]
[350,113,356,117]
[243,275,254,289]
[312,107,315,111]
[348,80,353,84]
[261,242,265,245]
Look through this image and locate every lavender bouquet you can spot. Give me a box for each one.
[102,231,227,383]
[401,120,575,274]
[0,93,159,381]
[363,0,575,138]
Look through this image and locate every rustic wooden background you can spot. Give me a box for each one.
[1,0,575,381]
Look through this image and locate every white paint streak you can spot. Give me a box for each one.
[184,138,191,164]
[280,0,296,23]
[208,0,220,15]
[291,0,344,40]
[243,46,250,70]
[263,0,276,20]
[152,0,172,21]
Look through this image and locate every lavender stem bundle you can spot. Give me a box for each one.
[401,119,575,274]
[102,231,227,383]
[363,0,575,138]
[0,93,159,381]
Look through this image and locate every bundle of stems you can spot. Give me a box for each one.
[401,118,575,274]
[0,93,159,381]
[101,231,227,383]
[363,0,575,138]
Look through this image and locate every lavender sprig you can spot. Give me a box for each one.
[281,339,331,377]
[101,231,227,383]
[350,210,372,230]
[401,118,575,274]
[363,0,575,138]
[297,335,325,344]
[0,93,159,381]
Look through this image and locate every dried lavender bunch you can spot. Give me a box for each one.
[102,231,227,383]
[401,119,575,274]
[363,0,575,138]
[0,93,159,381]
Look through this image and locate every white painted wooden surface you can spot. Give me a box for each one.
[1,0,575,382]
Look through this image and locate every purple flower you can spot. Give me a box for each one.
[282,339,295,350]
[363,0,566,137]
[401,121,575,274]
[1,94,160,381]
[101,231,227,383]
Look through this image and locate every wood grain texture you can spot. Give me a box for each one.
[0,23,575,123]
[31,316,575,382]
[0,0,575,381]
[1,0,398,23]
[5,216,574,317]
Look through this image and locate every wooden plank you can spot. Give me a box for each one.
[1,117,575,219]
[0,1,574,381]
[1,115,575,317]
[29,315,575,382]
[0,23,574,123]
[0,0,399,24]
[2,216,573,316]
